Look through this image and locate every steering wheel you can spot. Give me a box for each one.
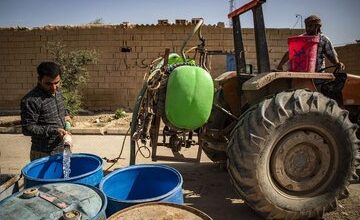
[318,65,340,73]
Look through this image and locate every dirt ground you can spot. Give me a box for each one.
[0,112,132,129]
[323,185,360,220]
[1,113,359,219]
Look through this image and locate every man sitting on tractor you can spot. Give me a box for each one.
[277,15,345,73]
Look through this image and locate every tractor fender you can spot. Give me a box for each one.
[343,73,360,105]
[242,71,335,90]
[214,71,237,83]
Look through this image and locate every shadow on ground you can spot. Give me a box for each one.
[160,162,263,220]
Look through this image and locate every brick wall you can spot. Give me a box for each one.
[0,24,304,111]
[336,43,360,75]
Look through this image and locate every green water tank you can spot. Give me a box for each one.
[168,53,182,65]
[155,53,182,69]
[155,53,195,69]
[0,183,107,220]
[165,65,214,130]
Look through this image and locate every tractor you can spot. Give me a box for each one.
[129,0,360,219]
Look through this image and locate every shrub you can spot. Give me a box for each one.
[47,42,97,115]
[114,108,126,119]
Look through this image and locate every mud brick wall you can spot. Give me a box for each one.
[336,43,360,76]
[0,24,305,111]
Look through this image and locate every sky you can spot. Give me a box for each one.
[0,0,359,46]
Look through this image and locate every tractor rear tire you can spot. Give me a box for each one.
[227,89,360,219]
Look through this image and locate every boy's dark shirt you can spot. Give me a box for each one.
[21,85,67,153]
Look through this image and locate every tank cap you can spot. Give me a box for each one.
[22,188,39,198]
[63,210,82,220]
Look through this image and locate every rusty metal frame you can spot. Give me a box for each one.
[228,0,269,74]
[228,0,265,19]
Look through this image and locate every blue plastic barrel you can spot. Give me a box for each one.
[100,164,184,216]
[22,153,103,188]
[0,183,107,220]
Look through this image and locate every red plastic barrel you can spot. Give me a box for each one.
[288,35,320,72]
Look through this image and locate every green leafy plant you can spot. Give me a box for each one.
[114,108,126,119]
[48,42,97,115]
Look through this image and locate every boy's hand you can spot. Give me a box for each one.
[65,115,72,123]
[57,128,67,139]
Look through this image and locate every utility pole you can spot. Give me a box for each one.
[295,14,303,28]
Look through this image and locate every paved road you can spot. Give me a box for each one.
[0,134,359,220]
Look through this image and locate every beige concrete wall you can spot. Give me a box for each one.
[0,24,304,111]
